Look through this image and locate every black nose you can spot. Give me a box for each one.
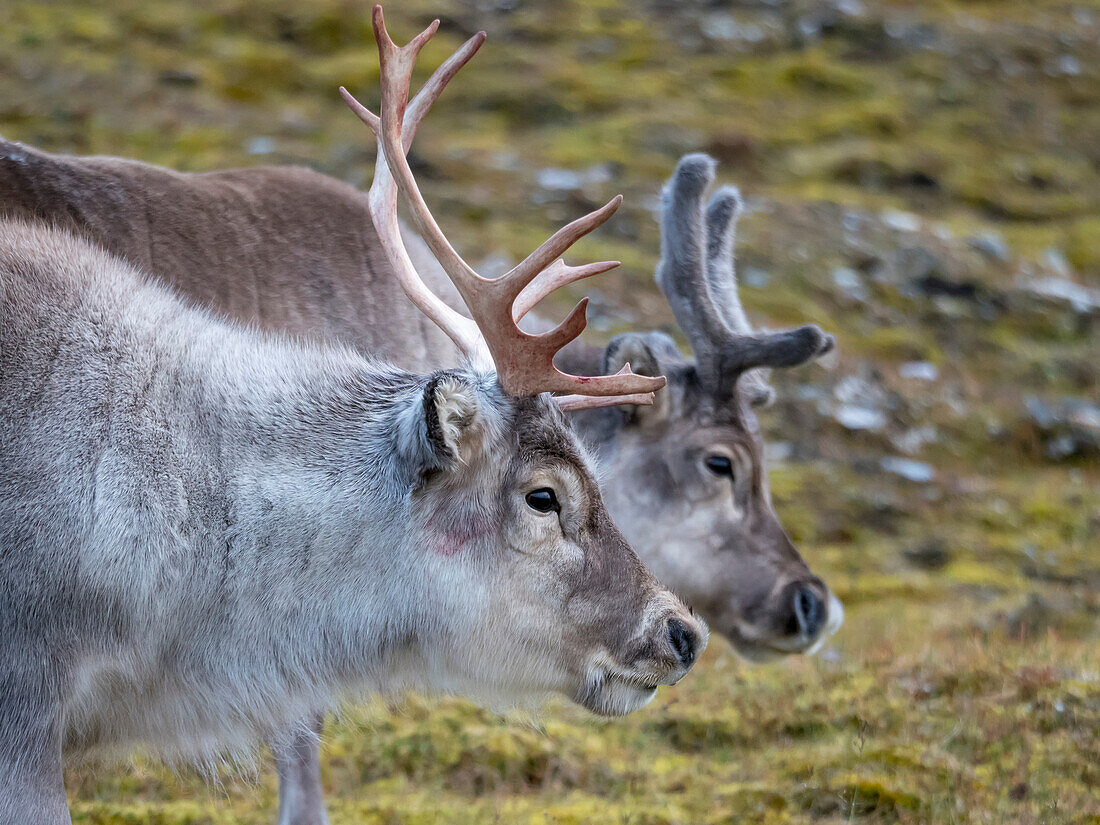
[793,586,825,639]
[667,618,698,668]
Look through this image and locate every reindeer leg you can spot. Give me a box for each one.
[0,667,70,825]
[275,713,329,825]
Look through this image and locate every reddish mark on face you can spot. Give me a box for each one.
[425,511,491,557]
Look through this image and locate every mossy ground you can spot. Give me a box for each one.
[2,1,1096,823]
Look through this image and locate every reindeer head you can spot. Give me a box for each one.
[342,8,706,714]
[577,155,843,662]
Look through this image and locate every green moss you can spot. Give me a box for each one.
[1066,216,1100,277]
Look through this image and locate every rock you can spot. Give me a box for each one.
[898,361,938,381]
[903,540,950,570]
[702,15,767,44]
[584,288,635,331]
[881,457,935,483]
[1024,397,1058,429]
[1068,404,1100,430]
[834,370,890,406]
[835,405,887,431]
[896,246,951,286]
[158,69,199,87]
[832,266,868,302]
[891,425,939,455]
[968,231,1011,263]
[1020,277,1100,317]
[1057,55,1082,76]
[475,252,514,280]
[834,0,866,17]
[245,137,276,155]
[535,163,613,192]
[1047,435,1078,460]
[1040,247,1073,278]
[841,209,872,234]
[1022,397,1100,459]
[742,266,770,288]
[831,370,893,431]
[535,168,584,191]
[766,441,792,464]
[882,210,921,233]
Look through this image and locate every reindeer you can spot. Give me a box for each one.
[0,14,710,824]
[566,151,843,659]
[1,11,841,825]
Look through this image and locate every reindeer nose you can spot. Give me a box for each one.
[667,618,699,668]
[793,586,825,639]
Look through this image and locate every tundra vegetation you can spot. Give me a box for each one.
[1,0,1097,823]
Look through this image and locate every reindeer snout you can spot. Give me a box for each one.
[658,607,707,680]
[667,617,699,669]
[792,585,826,639]
[779,580,828,641]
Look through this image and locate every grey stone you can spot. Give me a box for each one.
[881,457,935,483]
[899,361,939,381]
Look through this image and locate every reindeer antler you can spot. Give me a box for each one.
[341,6,665,408]
[655,153,834,402]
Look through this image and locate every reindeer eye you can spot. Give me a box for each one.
[525,488,560,513]
[704,455,734,477]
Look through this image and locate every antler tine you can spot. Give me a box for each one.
[365,139,486,359]
[352,6,665,401]
[371,6,486,300]
[496,195,623,306]
[655,154,729,367]
[340,23,486,152]
[512,258,619,323]
[556,365,657,411]
[341,7,491,359]
[704,184,754,335]
[557,392,656,411]
[702,181,771,405]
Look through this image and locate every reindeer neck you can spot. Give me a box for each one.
[2,221,439,714]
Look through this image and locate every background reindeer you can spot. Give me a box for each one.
[0,14,708,824]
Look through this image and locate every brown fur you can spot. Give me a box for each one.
[0,139,458,370]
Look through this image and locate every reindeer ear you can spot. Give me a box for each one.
[393,372,492,487]
[741,373,776,408]
[427,374,487,465]
[601,332,681,423]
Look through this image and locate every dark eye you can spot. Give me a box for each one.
[704,454,733,477]
[525,488,560,513]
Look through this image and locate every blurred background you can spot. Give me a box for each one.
[2,0,1097,822]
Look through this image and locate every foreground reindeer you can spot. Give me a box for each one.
[0,16,710,824]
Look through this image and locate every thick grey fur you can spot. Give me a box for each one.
[0,219,701,824]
